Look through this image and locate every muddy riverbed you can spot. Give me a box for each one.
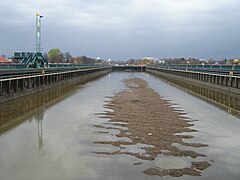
[95,77,211,177]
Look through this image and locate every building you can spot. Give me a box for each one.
[0,56,12,63]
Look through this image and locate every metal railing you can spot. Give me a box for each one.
[147,64,240,70]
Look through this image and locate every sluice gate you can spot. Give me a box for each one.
[112,65,145,72]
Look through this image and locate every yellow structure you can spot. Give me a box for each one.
[234,59,239,64]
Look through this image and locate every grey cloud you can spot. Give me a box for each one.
[0,0,239,60]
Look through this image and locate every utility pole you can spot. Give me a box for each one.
[36,13,43,53]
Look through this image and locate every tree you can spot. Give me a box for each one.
[127,59,135,64]
[48,48,62,63]
[64,52,72,63]
[224,59,227,64]
[73,56,81,64]
[59,52,64,63]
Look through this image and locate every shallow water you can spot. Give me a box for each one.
[0,72,239,180]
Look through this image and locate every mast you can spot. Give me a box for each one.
[36,13,43,53]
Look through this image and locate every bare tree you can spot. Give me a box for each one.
[64,52,72,63]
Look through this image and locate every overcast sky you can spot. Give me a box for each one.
[0,0,239,60]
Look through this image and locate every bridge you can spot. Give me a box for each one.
[112,65,145,72]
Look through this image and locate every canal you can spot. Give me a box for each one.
[0,72,240,180]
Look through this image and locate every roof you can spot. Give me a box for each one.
[0,56,12,63]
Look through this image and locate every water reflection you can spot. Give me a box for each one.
[37,112,44,156]
[0,84,79,155]
[163,78,240,116]
[0,85,77,135]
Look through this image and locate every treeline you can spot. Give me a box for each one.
[124,57,240,65]
[161,57,239,65]
[44,48,101,64]
[126,58,155,65]
[160,58,207,65]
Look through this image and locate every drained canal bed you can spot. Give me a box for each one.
[0,72,240,180]
[94,77,211,177]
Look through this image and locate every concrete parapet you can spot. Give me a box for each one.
[146,68,240,94]
[0,67,111,103]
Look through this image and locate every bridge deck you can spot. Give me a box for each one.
[112,65,145,72]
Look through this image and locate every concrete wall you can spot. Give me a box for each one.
[146,68,240,94]
[0,67,111,103]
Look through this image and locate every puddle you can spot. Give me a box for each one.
[154,156,190,169]
[120,143,154,155]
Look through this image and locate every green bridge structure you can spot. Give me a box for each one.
[13,52,48,68]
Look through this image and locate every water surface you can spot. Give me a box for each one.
[0,72,239,180]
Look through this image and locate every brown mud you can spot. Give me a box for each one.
[94,77,211,177]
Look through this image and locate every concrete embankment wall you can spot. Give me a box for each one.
[146,68,240,94]
[0,67,111,103]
